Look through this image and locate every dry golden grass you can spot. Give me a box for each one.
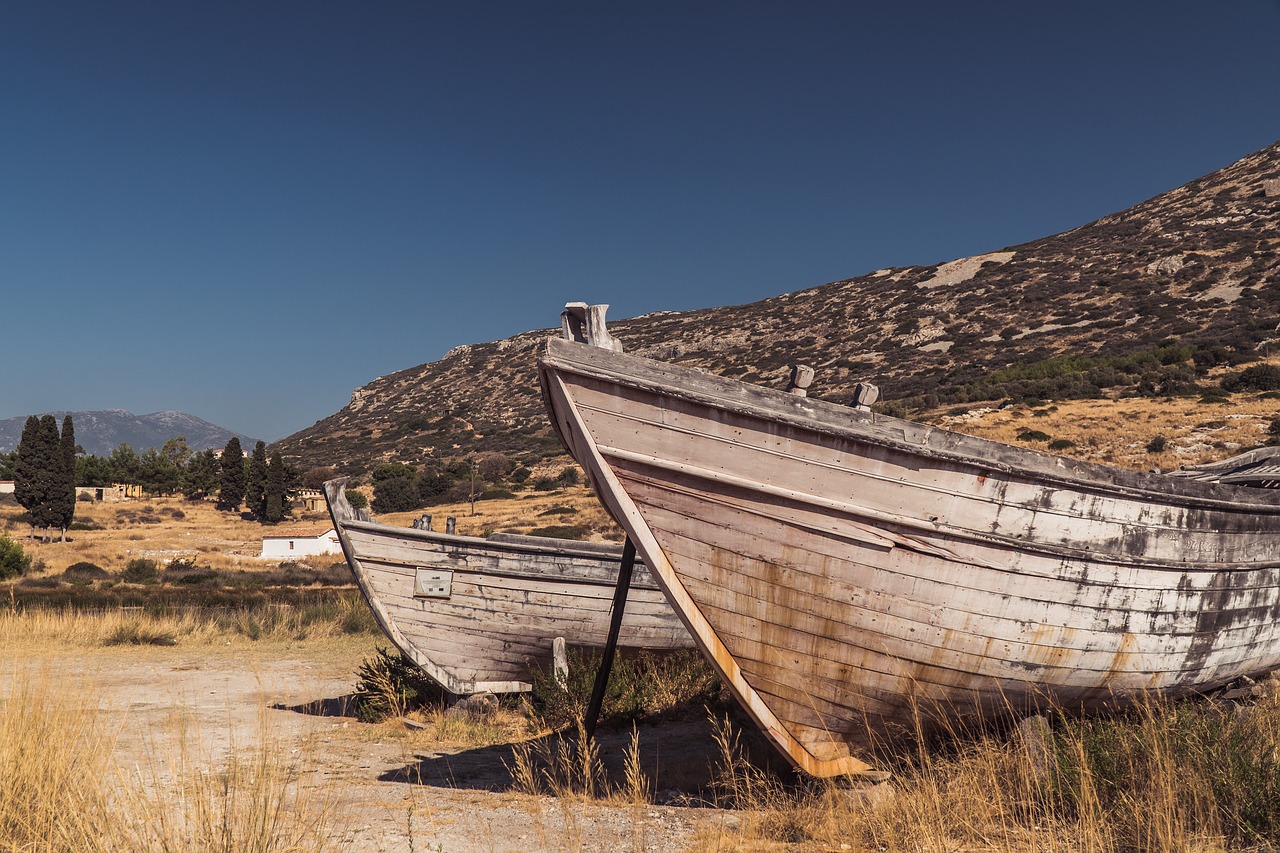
[692,679,1280,853]
[0,594,378,652]
[0,668,341,852]
[931,391,1278,473]
[0,493,339,576]
[376,481,622,541]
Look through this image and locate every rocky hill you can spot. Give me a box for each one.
[277,141,1280,475]
[0,410,256,457]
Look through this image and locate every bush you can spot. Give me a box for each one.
[1222,364,1280,393]
[1047,439,1075,452]
[164,557,218,586]
[527,524,592,541]
[1016,430,1051,443]
[63,562,109,581]
[121,558,159,584]
[0,533,32,580]
[344,489,368,510]
[1147,435,1168,453]
[351,647,447,722]
[373,473,419,514]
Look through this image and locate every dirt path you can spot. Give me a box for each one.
[8,640,741,852]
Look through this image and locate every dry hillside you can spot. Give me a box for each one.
[276,141,1280,475]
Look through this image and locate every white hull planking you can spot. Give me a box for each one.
[324,479,691,695]
[538,334,1280,777]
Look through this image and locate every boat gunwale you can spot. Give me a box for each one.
[541,336,1280,514]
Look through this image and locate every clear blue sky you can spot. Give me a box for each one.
[4,2,1279,442]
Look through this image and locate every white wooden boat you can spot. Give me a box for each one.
[538,303,1280,777]
[324,479,691,695]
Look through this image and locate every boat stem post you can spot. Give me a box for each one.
[584,537,636,742]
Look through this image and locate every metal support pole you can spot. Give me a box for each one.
[584,537,636,741]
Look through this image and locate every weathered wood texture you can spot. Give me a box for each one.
[324,479,690,696]
[538,334,1280,777]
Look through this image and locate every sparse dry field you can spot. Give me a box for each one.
[5,401,1280,851]
[932,392,1278,473]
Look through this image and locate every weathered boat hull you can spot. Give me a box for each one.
[324,479,691,695]
[538,333,1280,777]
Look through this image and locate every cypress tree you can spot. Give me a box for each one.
[245,440,268,519]
[264,451,287,523]
[216,437,246,511]
[32,415,63,538]
[13,416,40,533]
[58,415,77,538]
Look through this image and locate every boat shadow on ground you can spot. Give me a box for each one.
[383,717,726,797]
[272,694,358,718]
[273,696,787,799]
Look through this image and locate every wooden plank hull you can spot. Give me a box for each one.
[538,335,1280,777]
[323,480,691,695]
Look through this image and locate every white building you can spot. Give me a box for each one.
[260,527,341,560]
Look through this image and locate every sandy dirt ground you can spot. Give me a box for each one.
[8,639,743,852]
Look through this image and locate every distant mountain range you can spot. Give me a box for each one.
[0,410,256,457]
[277,139,1280,475]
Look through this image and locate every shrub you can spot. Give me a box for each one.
[164,557,217,586]
[0,533,32,579]
[1047,439,1076,452]
[1016,430,1051,443]
[1147,435,1168,453]
[556,466,581,486]
[344,489,368,510]
[1222,364,1280,393]
[527,524,592,541]
[121,558,159,584]
[479,488,515,501]
[63,562,109,581]
[351,647,447,722]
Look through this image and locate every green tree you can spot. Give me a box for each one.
[0,449,15,481]
[372,463,419,514]
[76,454,112,488]
[182,449,219,500]
[264,451,288,523]
[31,415,64,538]
[138,447,181,496]
[107,443,141,485]
[13,416,40,531]
[56,415,77,537]
[216,437,245,511]
[159,436,192,469]
[245,440,268,519]
[417,466,455,503]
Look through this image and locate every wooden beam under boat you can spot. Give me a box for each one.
[323,478,692,696]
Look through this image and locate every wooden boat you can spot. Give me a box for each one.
[538,303,1280,777]
[324,478,691,695]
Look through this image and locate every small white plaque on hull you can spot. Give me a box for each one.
[414,568,453,598]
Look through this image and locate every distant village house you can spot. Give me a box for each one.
[260,527,341,560]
